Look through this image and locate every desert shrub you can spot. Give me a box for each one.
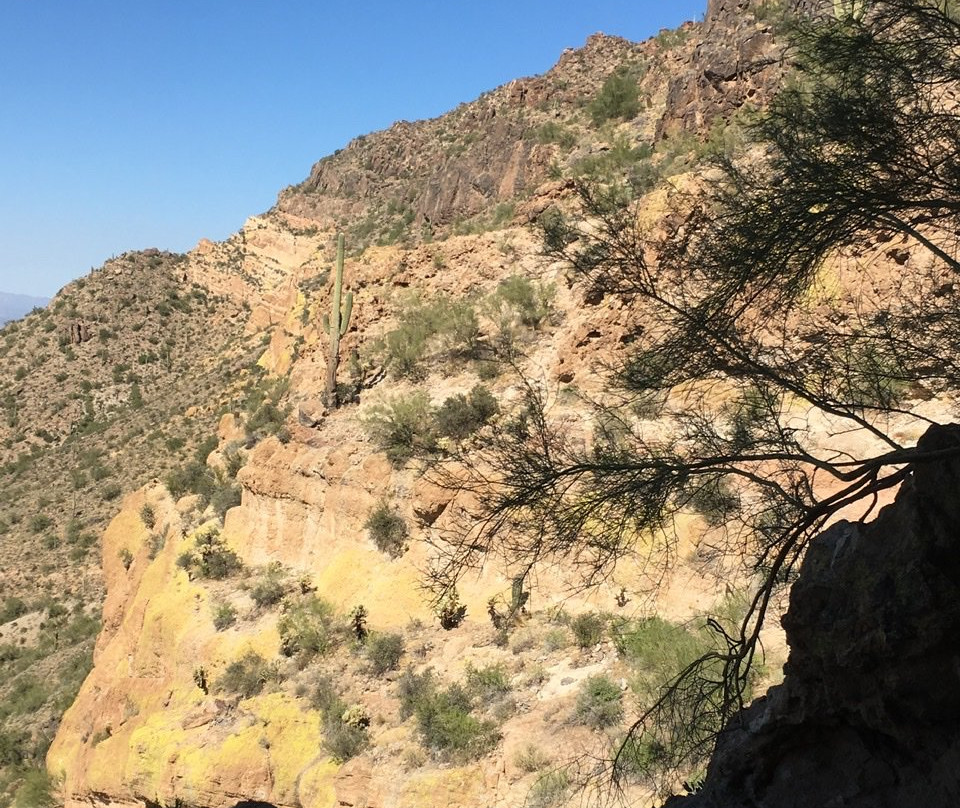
[611,613,742,704]
[246,401,286,437]
[536,122,577,148]
[570,612,605,648]
[437,299,483,359]
[1,675,48,717]
[613,733,671,784]
[223,446,245,478]
[216,651,278,698]
[397,668,436,719]
[102,482,122,501]
[12,767,57,808]
[527,770,571,808]
[383,298,445,378]
[574,674,624,728]
[147,531,165,559]
[277,594,341,657]
[250,562,288,608]
[366,632,405,675]
[28,513,52,533]
[361,391,437,466]
[542,627,571,652]
[414,682,499,760]
[588,67,641,125]
[311,675,369,761]
[434,384,499,441]
[164,461,211,500]
[139,503,156,528]
[0,596,28,623]
[323,709,369,762]
[364,501,408,557]
[177,526,242,580]
[212,601,237,630]
[0,728,28,766]
[482,275,556,354]
[382,295,485,377]
[573,134,656,189]
[209,481,242,519]
[465,663,511,701]
[514,742,552,773]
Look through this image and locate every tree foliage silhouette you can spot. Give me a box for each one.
[431,0,960,792]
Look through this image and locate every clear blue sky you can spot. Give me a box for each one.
[0,1,705,297]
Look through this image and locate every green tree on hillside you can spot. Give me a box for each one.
[434,0,960,790]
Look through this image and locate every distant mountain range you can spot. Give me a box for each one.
[0,292,49,325]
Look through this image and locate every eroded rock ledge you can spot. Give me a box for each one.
[669,424,960,807]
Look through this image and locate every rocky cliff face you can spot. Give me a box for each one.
[668,424,960,808]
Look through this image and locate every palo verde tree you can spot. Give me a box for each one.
[431,0,960,794]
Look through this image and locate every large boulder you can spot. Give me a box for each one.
[669,424,960,807]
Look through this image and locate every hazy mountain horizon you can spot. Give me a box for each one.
[0,291,49,325]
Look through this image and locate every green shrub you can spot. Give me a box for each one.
[588,67,641,125]
[414,683,499,760]
[536,122,577,148]
[527,770,571,808]
[381,295,485,377]
[465,663,511,701]
[574,675,624,728]
[364,502,408,557]
[383,298,443,378]
[612,733,671,784]
[28,514,52,533]
[0,596,28,623]
[312,682,369,760]
[212,601,237,630]
[139,503,156,529]
[397,668,436,719]
[366,632,405,675]
[209,481,242,519]
[250,562,288,608]
[482,274,556,354]
[612,615,727,701]
[434,385,499,441]
[437,300,483,360]
[323,710,369,762]
[177,526,242,580]
[216,651,278,698]
[0,728,28,765]
[165,461,211,500]
[277,594,340,657]
[514,742,552,773]
[102,482,122,501]
[570,612,605,648]
[362,391,437,466]
[12,767,57,808]
[542,627,571,652]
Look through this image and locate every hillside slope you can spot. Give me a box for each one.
[2,2,913,807]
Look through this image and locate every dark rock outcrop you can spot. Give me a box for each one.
[657,0,786,139]
[669,424,960,807]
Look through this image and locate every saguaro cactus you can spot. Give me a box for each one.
[323,233,353,408]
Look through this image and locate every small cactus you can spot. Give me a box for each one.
[324,233,353,408]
